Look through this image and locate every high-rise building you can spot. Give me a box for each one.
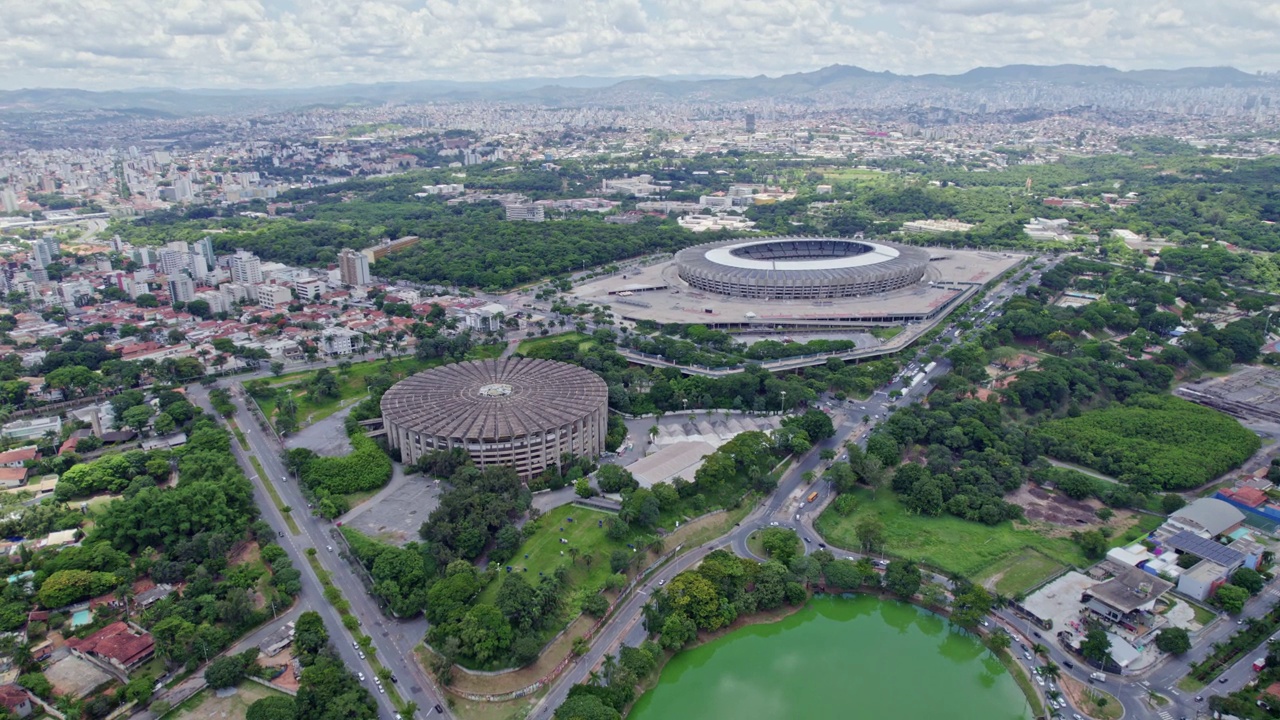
[745,113,756,133]
[194,236,215,273]
[337,248,371,287]
[173,175,194,202]
[168,274,196,303]
[230,249,263,285]
[30,241,52,269]
[158,248,190,277]
[0,187,18,213]
[41,235,59,258]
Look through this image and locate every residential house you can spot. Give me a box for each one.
[66,621,155,672]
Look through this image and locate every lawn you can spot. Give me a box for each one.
[257,346,503,432]
[869,326,904,341]
[517,331,594,357]
[476,504,631,607]
[975,549,1066,598]
[815,489,1091,579]
[169,680,287,720]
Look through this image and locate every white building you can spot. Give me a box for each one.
[294,277,325,302]
[320,327,365,355]
[902,219,975,234]
[168,274,196,303]
[465,303,507,332]
[505,204,545,222]
[256,284,293,308]
[230,249,264,285]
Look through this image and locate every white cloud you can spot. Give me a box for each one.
[0,0,1276,90]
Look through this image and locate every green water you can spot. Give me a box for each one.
[629,595,1031,720]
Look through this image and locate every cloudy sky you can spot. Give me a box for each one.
[2,0,1277,91]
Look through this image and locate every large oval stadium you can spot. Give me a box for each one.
[674,236,930,300]
[380,358,609,478]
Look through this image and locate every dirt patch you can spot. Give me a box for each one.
[1059,673,1123,720]
[45,655,112,698]
[228,540,261,568]
[1007,485,1139,536]
[260,648,301,693]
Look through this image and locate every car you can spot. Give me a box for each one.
[803,537,811,543]
[390,674,399,684]
[1220,676,1230,684]
[1195,696,1204,702]
[327,545,334,552]
[770,521,779,526]
[658,579,665,586]
[378,685,385,694]
[1036,676,1045,687]
[1024,652,1033,661]
[358,651,366,659]
[1074,715,1084,720]
[1033,631,1042,638]
[818,543,826,549]
[358,672,366,681]
[435,705,445,714]
[980,619,990,627]
[353,641,359,649]
[1063,661,1074,669]
[795,514,800,520]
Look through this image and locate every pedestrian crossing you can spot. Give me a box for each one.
[1156,710,1174,720]
[1265,586,1280,598]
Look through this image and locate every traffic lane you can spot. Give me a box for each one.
[230,400,434,719]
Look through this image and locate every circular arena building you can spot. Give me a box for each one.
[674,236,931,300]
[381,357,608,478]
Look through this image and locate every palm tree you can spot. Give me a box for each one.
[1032,643,1049,658]
[1041,662,1061,682]
[601,653,618,686]
[567,547,581,564]
[401,701,419,719]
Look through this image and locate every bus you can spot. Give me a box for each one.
[807,491,819,503]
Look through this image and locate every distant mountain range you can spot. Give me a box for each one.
[0,64,1273,116]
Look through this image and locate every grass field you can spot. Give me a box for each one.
[870,326,904,341]
[257,346,503,432]
[816,490,1092,579]
[476,504,630,606]
[169,680,287,720]
[975,549,1065,597]
[516,332,594,357]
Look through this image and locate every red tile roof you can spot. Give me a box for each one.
[1222,486,1268,508]
[0,447,39,465]
[67,621,154,667]
[0,684,30,712]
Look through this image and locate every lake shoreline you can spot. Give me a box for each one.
[622,593,1036,720]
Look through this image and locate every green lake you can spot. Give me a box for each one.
[629,595,1031,720]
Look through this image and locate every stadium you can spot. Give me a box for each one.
[674,236,931,300]
[380,357,609,478]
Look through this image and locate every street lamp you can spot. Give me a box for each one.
[780,391,786,415]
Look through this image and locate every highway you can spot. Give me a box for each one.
[528,258,1054,719]
[188,381,447,720]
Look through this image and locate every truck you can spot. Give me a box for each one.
[1255,658,1267,672]
[807,491,819,503]
[924,361,938,374]
[1089,672,1106,683]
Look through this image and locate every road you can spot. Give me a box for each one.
[529,257,1056,719]
[188,382,446,720]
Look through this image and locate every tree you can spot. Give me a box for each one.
[883,560,922,599]
[988,631,1011,652]
[1231,567,1264,595]
[575,477,594,498]
[1155,627,1191,655]
[1080,627,1112,666]
[1161,493,1187,515]
[247,696,297,720]
[1214,584,1249,614]
[1075,529,1107,559]
[854,516,885,553]
[122,404,155,434]
[205,655,248,689]
[153,412,176,435]
[759,528,799,565]
[457,603,514,664]
[270,361,284,377]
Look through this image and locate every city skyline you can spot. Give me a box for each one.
[2,0,1279,91]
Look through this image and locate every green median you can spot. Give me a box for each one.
[250,455,301,535]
